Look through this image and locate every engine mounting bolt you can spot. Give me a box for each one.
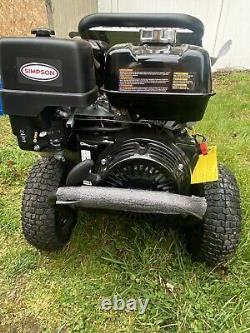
[101,158,106,166]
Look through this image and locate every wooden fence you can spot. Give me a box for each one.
[0,0,47,37]
[46,0,98,37]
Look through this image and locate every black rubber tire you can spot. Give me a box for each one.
[21,156,77,251]
[187,165,241,265]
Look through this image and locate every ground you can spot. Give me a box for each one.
[0,72,249,333]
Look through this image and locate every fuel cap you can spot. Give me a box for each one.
[31,28,55,37]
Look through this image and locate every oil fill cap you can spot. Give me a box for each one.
[31,28,55,37]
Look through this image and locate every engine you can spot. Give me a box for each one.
[0,17,206,195]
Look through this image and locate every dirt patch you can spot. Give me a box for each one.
[0,316,41,333]
[0,275,42,333]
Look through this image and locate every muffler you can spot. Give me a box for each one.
[56,186,207,219]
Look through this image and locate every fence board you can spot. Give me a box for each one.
[0,0,47,37]
[49,0,98,37]
[98,0,250,69]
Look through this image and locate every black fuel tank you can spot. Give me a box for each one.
[0,37,98,118]
[103,43,214,121]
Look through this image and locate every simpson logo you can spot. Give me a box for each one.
[20,63,59,82]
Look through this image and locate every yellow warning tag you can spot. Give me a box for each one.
[191,146,219,184]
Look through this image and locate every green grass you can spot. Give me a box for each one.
[0,71,249,333]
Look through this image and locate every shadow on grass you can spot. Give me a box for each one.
[45,209,203,277]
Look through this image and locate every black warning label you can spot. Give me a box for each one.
[119,68,171,92]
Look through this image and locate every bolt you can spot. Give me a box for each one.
[39,131,47,138]
[101,158,106,166]
[34,144,40,151]
[178,163,184,171]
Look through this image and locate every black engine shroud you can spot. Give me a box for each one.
[96,137,192,194]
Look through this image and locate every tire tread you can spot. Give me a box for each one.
[21,156,75,251]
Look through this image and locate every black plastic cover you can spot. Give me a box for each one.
[0,37,98,117]
[103,43,214,121]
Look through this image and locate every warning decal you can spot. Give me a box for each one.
[172,72,196,90]
[119,68,171,92]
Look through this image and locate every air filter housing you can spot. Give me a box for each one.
[0,37,98,118]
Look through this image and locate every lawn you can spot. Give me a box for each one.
[0,72,249,333]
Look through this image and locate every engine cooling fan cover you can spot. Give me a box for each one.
[96,137,191,194]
